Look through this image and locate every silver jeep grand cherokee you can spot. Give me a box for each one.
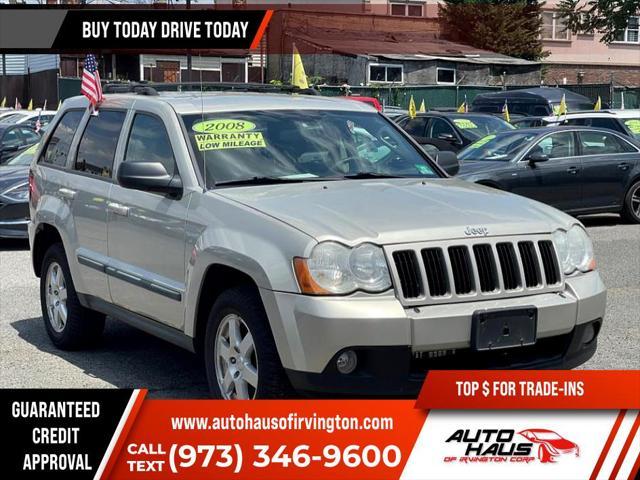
[28,92,606,399]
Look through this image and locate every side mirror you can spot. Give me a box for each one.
[117,162,182,196]
[527,152,549,164]
[436,150,460,176]
[437,132,456,142]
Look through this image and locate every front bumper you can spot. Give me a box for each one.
[263,270,606,396]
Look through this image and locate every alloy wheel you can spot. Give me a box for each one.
[214,313,258,399]
[45,262,68,333]
[631,184,640,219]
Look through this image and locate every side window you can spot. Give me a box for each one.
[401,117,428,137]
[40,110,84,167]
[579,131,636,155]
[75,110,126,178]
[1,129,22,148]
[19,128,40,144]
[588,118,624,133]
[124,113,176,177]
[429,118,456,139]
[533,132,576,159]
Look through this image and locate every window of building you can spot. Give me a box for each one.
[125,113,176,177]
[436,67,456,85]
[541,11,570,41]
[368,64,403,84]
[614,16,639,43]
[75,111,126,178]
[40,110,84,167]
[390,2,423,17]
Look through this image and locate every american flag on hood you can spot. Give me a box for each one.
[81,54,104,108]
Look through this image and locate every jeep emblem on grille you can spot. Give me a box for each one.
[464,226,489,237]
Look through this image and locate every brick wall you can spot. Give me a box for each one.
[544,64,640,87]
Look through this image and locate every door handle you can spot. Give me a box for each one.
[617,163,630,171]
[566,166,579,175]
[107,202,130,217]
[58,188,77,200]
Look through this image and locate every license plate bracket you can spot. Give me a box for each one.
[471,307,537,351]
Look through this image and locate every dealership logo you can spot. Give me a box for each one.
[443,428,579,464]
[464,226,489,237]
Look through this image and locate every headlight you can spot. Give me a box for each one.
[0,181,29,202]
[294,242,391,295]
[552,226,595,274]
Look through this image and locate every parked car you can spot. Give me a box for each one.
[471,88,595,117]
[519,429,579,463]
[0,143,36,238]
[395,112,515,152]
[541,112,637,139]
[30,91,605,399]
[0,109,57,131]
[457,127,640,223]
[343,96,383,112]
[382,105,408,120]
[0,123,41,164]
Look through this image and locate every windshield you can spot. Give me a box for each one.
[182,110,440,187]
[458,131,538,162]
[450,114,514,141]
[534,432,562,441]
[6,143,38,166]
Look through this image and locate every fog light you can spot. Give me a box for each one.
[581,323,597,345]
[336,350,357,374]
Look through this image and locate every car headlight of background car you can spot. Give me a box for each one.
[0,181,29,202]
[294,242,392,295]
[552,225,595,275]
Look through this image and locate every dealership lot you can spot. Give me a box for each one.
[0,215,638,398]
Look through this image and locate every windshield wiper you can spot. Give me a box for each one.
[215,176,310,187]
[342,172,409,180]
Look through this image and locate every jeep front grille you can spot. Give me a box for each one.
[388,235,563,306]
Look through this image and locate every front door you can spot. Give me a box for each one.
[107,110,189,328]
[510,131,583,212]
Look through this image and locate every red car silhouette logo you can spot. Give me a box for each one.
[519,429,580,463]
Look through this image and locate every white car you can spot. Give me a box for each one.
[0,109,57,131]
[541,111,639,140]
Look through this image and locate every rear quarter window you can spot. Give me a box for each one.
[39,110,84,167]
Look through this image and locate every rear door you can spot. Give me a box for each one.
[510,131,583,211]
[106,108,189,328]
[69,110,127,300]
[577,130,638,209]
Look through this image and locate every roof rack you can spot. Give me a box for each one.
[102,81,320,96]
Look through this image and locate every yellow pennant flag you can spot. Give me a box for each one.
[27,99,33,111]
[0,97,6,108]
[502,101,510,123]
[419,99,426,113]
[291,45,309,90]
[408,95,417,119]
[594,96,601,111]
[557,94,567,116]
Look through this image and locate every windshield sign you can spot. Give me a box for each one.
[451,115,514,141]
[182,110,440,187]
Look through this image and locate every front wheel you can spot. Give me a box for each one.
[204,286,292,399]
[622,180,640,224]
[40,243,105,349]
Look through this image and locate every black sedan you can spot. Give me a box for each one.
[395,112,515,152]
[0,143,36,238]
[456,127,640,223]
[0,122,40,164]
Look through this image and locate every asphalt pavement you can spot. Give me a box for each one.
[1,214,638,398]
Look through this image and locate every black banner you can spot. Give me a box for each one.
[1,389,133,480]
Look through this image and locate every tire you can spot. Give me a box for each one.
[204,286,292,399]
[538,445,553,463]
[622,180,640,224]
[40,243,105,350]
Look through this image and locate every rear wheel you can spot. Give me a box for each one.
[40,243,105,349]
[204,286,292,399]
[622,180,640,224]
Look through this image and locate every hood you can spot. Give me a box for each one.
[213,178,572,244]
[0,166,29,193]
[457,160,513,177]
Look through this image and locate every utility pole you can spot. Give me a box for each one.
[186,0,192,84]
